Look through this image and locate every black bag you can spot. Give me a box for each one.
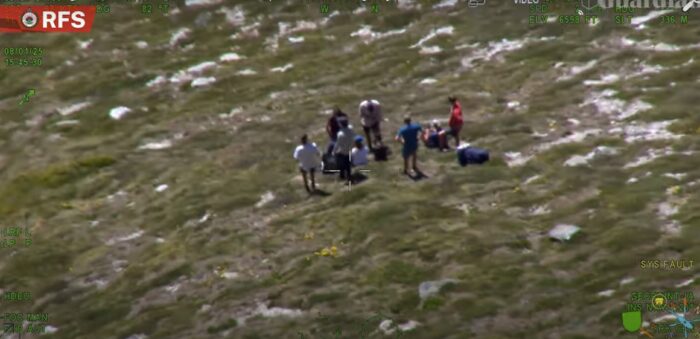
[457,146,489,167]
[373,146,389,161]
[322,153,338,174]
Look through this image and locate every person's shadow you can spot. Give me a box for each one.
[311,189,331,197]
[350,172,369,184]
[406,170,429,181]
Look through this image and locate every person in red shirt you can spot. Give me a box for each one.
[439,96,463,150]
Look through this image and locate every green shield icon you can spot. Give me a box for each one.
[622,311,642,332]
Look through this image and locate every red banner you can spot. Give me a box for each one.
[0,6,96,33]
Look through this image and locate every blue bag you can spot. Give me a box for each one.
[457,146,489,167]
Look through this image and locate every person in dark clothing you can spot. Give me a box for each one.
[326,107,348,142]
[332,119,355,185]
[395,116,423,176]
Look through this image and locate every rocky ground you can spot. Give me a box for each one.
[0,1,699,338]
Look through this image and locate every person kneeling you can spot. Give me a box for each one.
[422,120,447,151]
[351,136,370,183]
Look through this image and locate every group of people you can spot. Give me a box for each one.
[293,96,464,193]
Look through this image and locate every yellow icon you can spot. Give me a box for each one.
[652,294,667,309]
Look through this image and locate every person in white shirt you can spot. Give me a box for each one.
[293,134,321,192]
[351,136,369,167]
[358,99,383,150]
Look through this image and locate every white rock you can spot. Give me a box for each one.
[54,120,79,128]
[222,272,239,280]
[109,106,132,120]
[187,61,217,74]
[418,279,457,299]
[165,283,180,294]
[199,212,211,223]
[146,75,167,88]
[524,175,541,185]
[191,77,216,87]
[270,63,293,73]
[255,192,275,208]
[106,230,144,246]
[379,320,395,335]
[57,101,91,116]
[218,6,246,26]
[597,289,615,297]
[236,69,257,76]
[255,303,303,318]
[139,140,172,150]
[504,152,533,167]
[676,278,694,288]
[530,205,550,216]
[155,184,169,192]
[185,0,223,6]
[433,0,457,9]
[350,25,407,43]
[135,41,149,49]
[419,45,442,55]
[411,26,453,48]
[220,53,244,62]
[620,277,635,286]
[419,78,437,85]
[397,320,420,332]
[548,224,580,242]
[77,39,93,50]
[507,101,520,109]
[169,28,192,47]
[288,36,305,43]
[663,173,687,181]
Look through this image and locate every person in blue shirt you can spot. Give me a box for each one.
[395,115,423,176]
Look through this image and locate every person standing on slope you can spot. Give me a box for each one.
[358,99,383,150]
[293,134,322,193]
[333,119,355,185]
[440,96,463,150]
[395,115,423,176]
[325,107,349,154]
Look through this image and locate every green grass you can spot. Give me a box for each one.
[1,2,700,339]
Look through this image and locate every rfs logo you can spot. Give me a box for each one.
[21,9,37,28]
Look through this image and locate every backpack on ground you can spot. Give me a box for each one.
[322,153,338,174]
[457,146,489,167]
[373,146,389,161]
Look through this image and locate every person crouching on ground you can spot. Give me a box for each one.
[351,136,369,167]
[333,119,355,185]
[293,134,322,193]
[359,99,383,150]
[422,120,446,150]
[395,115,423,176]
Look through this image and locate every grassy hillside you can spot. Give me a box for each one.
[0,1,699,338]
